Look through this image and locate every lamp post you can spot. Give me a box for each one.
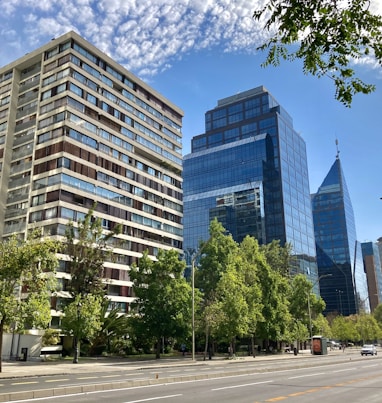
[307,274,332,353]
[191,256,196,362]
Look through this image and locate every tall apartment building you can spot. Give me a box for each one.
[183,87,318,285]
[0,31,183,327]
[311,155,368,316]
[361,241,382,312]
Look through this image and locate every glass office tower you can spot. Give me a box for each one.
[311,156,368,315]
[183,86,318,284]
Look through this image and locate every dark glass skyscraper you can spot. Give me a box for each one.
[183,86,318,284]
[311,156,368,315]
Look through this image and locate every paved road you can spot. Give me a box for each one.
[25,356,381,403]
[0,348,365,402]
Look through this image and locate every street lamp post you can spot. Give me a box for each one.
[307,274,332,353]
[191,256,196,362]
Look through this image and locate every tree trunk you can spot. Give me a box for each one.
[203,325,209,361]
[155,339,161,359]
[73,336,79,363]
[0,320,4,373]
[251,334,256,358]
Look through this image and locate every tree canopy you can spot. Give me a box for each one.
[129,249,192,358]
[0,231,58,372]
[254,0,382,106]
[64,205,121,298]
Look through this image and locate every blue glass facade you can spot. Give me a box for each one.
[183,86,318,283]
[312,157,368,315]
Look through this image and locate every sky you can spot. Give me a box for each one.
[0,0,381,243]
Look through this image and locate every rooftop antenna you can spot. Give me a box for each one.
[335,138,340,159]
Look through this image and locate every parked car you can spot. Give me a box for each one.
[361,344,377,356]
[329,341,341,349]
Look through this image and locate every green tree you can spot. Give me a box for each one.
[289,274,326,341]
[209,246,263,353]
[42,329,61,347]
[373,303,382,327]
[256,256,291,348]
[195,219,238,299]
[238,236,265,354]
[61,294,103,362]
[355,314,382,344]
[314,313,332,339]
[88,299,130,355]
[331,315,359,343]
[0,231,58,372]
[63,206,121,362]
[195,219,239,357]
[209,263,249,349]
[64,205,121,299]
[254,0,382,106]
[129,249,192,359]
[260,240,293,277]
[290,320,309,349]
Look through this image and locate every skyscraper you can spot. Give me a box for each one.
[361,241,382,312]
[311,155,368,315]
[183,86,318,284]
[0,31,183,326]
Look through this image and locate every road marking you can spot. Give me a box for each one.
[123,394,183,402]
[77,376,99,379]
[289,391,309,396]
[212,380,273,391]
[332,368,356,373]
[102,374,122,378]
[11,381,38,385]
[266,397,287,401]
[45,378,69,383]
[288,372,324,379]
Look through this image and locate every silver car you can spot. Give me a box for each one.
[361,344,377,356]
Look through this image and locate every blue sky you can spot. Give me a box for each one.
[1,0,381,243]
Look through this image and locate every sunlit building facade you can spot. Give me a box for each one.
[183,86,318,285]
[0,31,183,326]
[311,156,368,315]
[361,241,382,312]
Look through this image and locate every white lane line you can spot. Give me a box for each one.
[212,380,273,391]
[123,394,183,402]
[332,368,357,373]
[289,373,325,379]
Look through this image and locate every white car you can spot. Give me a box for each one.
[361,344,377,356]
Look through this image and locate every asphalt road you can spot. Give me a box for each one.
[0,351,376,402]
[3,355,382,403]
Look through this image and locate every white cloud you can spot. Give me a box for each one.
[0,0,380,78]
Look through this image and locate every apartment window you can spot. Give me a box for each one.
[32,194,46,206]
[69,82,83,97]
[30,210,43,222]
[38,112,65,129]
[87,93,97,105]
[45,207,57,219]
